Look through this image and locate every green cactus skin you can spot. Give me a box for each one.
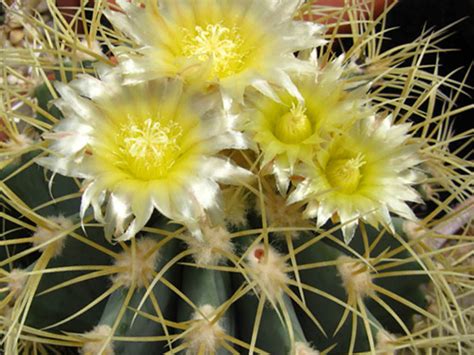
[1,151,429,353]
[97,237,180,354]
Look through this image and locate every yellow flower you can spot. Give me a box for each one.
[39,67,253,241]
[288,116,423,243]
[246,57,371,193]
[105,0,325,105]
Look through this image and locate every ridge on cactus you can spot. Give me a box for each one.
[0,0,473,354]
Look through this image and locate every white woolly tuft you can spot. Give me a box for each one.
[256,188,312,237]
[376,330,397,355]
[186,224,233,266]
[222,187,250,228]
[7,269,28,297]
[111,238,160,288]
[184,304,225,355]
[337,256,373,298]
[81,325,114,355]
[246,243,289,303]
[0,269,28,316]
[32,215,73,257]
[294,341,320,355]
[403,220,426,240]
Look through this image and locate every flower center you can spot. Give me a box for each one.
[273,103,313,144]
[115,117,183,180]
[326,153,366,194]
[181,23,249,79]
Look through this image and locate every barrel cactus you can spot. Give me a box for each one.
[1,0,472,354]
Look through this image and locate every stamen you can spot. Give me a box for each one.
[115,115,183,180]
[274,102,313,144]
[181,23,250,78]
[326,153,366,194]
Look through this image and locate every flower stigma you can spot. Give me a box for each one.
[326,153,366,194]
[273,102,313,144]
[115,116,183,180]
[181,23,251,78]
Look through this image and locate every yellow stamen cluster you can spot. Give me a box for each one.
[181,23,251,79]
[326,153,366,194]
[274,103,313,144]
[114,116,183,180]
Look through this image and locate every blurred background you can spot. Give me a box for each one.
[385,0,473,133]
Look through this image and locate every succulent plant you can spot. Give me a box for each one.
[1,0,473,354]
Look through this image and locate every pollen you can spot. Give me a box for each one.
[273,103,313,144]
[181,23,250,79]
[115,116,183,180]
[326,153,366,194]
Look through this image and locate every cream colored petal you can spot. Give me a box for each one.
[303,200,318,219]
[377,204,395,234]
[387,199,418,221]
[80,181,105,223]
[117,192,154,241]
[54,82,102,121]
[69,75,111,100]
[287,179,312,205]
[189,178,222,212]
[170,187,200,222]
[284,21,326,51]
[199,157,253,185]
[205,132,254,153]
[250,78,281,103]
[48,121,91,156]
[36,156,87,178]
[118,50,175,85]
[200,111,239,138]
[267,0,303,18]
[104,1,149,44]
[315,203,333,228]
[151,184,172,219]
[273,158,291,195]
[338,207,359,244]
[104,193,132,243]
[220,81,247,109]
[272,68,303,101]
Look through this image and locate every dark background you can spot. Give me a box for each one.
[385,0,473,136]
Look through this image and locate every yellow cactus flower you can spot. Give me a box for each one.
[246,57,371,193]
[39,67,253,241]
[288,116,423,243]
[105,0,325,105]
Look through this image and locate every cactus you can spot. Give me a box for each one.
[1,0,473,354]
